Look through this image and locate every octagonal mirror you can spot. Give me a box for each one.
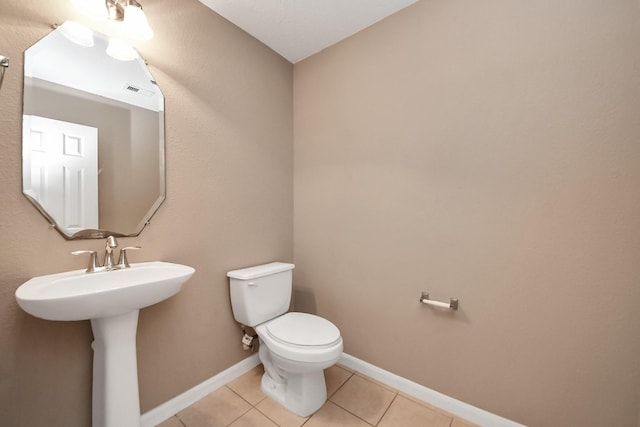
[22,22,165,239]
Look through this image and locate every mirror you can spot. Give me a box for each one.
[22,22,165,239]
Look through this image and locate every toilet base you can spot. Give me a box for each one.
[261,368,327,417]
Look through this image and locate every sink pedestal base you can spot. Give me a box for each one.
[91,310,141,427]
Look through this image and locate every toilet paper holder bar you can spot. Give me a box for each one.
[420,292,458,310]
[0,55,9,93]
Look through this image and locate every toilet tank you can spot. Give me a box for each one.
[227,262,294,327]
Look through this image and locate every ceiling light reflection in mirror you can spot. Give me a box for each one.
[26,22,159,111]
[58,20,94,46]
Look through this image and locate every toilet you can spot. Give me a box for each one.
[227,262,343,417]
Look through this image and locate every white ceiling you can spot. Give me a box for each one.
[198,0,418,63]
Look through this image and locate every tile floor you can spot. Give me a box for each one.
[157,364,479,427]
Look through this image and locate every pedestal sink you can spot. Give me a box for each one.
[15,261,195,427]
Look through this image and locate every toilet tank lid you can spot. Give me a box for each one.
[227,262,295,280]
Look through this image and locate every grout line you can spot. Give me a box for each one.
[254,409,281,427]
[328,399,377,427]
[375,392,399,427]
[226,409,252,427]
[328,370,354,399]
[330,370,398,427]
[223,385,256,426]
[252,400,287,427]
[225,384,263,408]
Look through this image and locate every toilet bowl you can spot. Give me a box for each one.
[227,263,343,416]
[256,312,343,415]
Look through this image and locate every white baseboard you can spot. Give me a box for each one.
[338,353,526,427]
[140,353,261,427]
[141,352,525,427]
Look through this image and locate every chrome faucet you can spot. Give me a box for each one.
[72,236,142,273]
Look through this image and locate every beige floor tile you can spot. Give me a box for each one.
[168,364,481,427]
[330,374,397,425]
[452,417,481,427]
[378,395,452,427]
[229,408,279,427]
[354,372,398,393]
[398,392,453,417]
[324,365,353,397]
[177,386,251,427]
[335,363,355,373]
[304,401,372,427]
[226,365,267,405]
[398,392,475,425]
[156,415,184,427]
[256,397,309,427]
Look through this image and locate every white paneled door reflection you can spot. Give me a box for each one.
[23,115,98,234]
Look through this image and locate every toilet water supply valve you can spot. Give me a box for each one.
[240,325,258,351]
[242,333,255,350]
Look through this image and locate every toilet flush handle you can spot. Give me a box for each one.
[248,281,257,286]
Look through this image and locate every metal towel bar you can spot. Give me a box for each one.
[0,55,9,92]
[420,291,458,310]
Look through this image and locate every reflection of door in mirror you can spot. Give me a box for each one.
[23,115,98,235]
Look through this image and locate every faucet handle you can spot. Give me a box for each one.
[117,246,142,268]
[72,250,101,273]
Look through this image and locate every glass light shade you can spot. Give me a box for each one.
[106,38,139,61]
[58,21,95,47]
[71,0,108,19]
[123,5,154,40]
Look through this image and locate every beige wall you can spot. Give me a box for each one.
[294,1,640,426]
[0,1,292,426]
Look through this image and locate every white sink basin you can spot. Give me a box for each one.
[16,261,194,321]
[15,261,195,427]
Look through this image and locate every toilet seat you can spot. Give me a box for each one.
[256,312,343,363]
[267,312,341,347]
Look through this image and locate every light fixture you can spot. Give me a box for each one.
[106,0,154,40]
[123,1,154,40]
[72,0,154,41]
